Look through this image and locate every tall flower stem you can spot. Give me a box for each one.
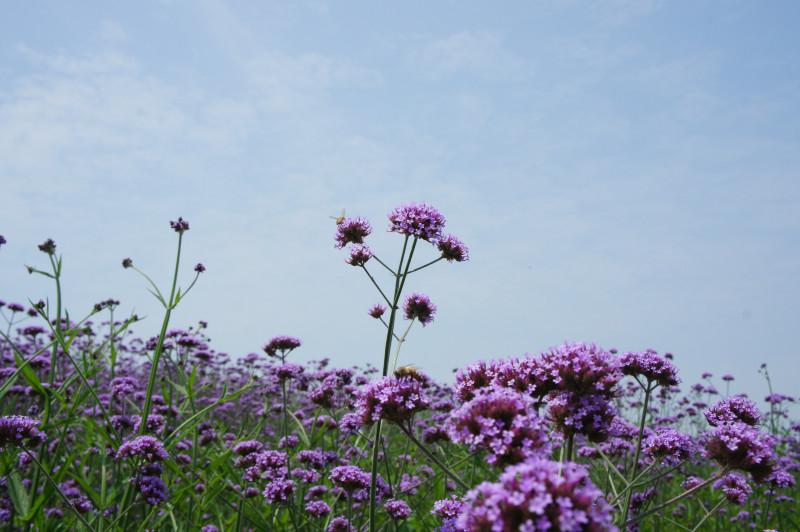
[369,235,417,532]
[620,381,654,526]
[628,468,729,525]
[139,233,183,434]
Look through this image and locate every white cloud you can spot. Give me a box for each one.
[413,30,527,80]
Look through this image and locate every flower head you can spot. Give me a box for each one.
[335,217,372,248]
[0,235,6,248]
[704,422,775,482]
[384,499,412,520]
[403,293,436,326]
[38,239,56,255]
[620,349,679,387]
[388,203,445,241]
[457,459,616,531]
[329,465,371,493]
[447,389,549,466]
[117,436,168,463]
[0,416,45,448]
[547,391,617,442]
[643,428,695,466]
[713,473,752,505]
[368,304,386,319]
[122,258,133,268]
[345,245,372,266]
[170,217,190,233]
[263,336,302,358]
[539,342,622,397]
[436,234,469,262]
[355,375,429,426]
[705,396,761,427]
[194,263,206,273]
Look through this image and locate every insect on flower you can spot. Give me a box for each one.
[394,364,422,379]
[329,208,346,225]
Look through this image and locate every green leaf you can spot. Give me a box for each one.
[7,471,31,518]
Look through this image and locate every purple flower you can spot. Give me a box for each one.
[539,342,622,397]
[111,376,139,398]
[547,391,617,442]
[388,203,446,242]
[136,472,169,505]
[457,459,616,531]
[355,375,429,426]
[403,293,436,326]
[122,258,133,268]
[0,235,5,248]
[704,422,775,482]
[722,374,735,382]
[384,499,412,520]
[263,336,302,358]
[38,238,56,255]
[194,263,206,273]
[346,245,372,266]
[170,217,190,233]
[437,234,469,262]
[454,360,500,402]
[329,465,371,493]
[0,416,45,448]
[335,217,372,248]
[643,428,695,466]
[263,478,295,503]
[368,304,386,319]
[713,473,752,505]
[116,436,168,463]
[327,517,354,532]
[704,396,761,427]
[447,389,549,466]
[620,349,679,387]
[305,500,331,518]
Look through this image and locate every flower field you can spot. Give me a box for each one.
[0,204,797,531]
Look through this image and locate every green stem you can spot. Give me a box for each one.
[691,497,726,531]
[400,425,468,490]
[406,255,443,274]
[620,382,653,526]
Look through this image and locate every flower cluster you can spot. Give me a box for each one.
[619,349,679,387]
[170,217,190,233]
[713,473,753,505]
[436,235,469,262]
[447,389,549,466]
[704,423,776,482]
[705,396,761,427]
[0,416,45,448]
[116,436,169,463]
[456,459,616,531]
[403,293,436,326]
[263,336,302,358]
[335,217,372,248]
[387,203,446,242]
[355,375,429,426]
[643,427,696,466]
[346,245,373,266]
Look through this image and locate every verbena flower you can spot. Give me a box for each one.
[436,235,469,262]
[329,465,371,493]
[643,428,695,466]
[368,304,386,319]
[346,245,372,266]
[704,422,775,482]
[403,293,436,326]
[170,217,190,233]
[263,478,295,503]
[384,499,412,520]
[705,396,761,427]
[116,436,168,463]
[38,238,56,255]
[305,500,331,518]
[0,416,45,448]
[539,342,621,397]
[263,336,302,358]
[355,376,429,426]
[388,203,446,241]
[457,459,616,531]
[620,349,679,387]
[335,217,372,248]
[447,389,549,466]
[713,473,752,505]
[194,263,206,273]
[547,391,616,442]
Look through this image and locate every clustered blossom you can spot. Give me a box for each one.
[620,349,679,387]
[38,238,56,255]
[547,391,616,442]
[116,436,169,463]
[436,235,469,262]
[263,336,302,358]
[355,376,429,426]
[384,499,412,520]
[705,396,761,427]
[403,293,436,326]
[0,416,45,448]
[447,389,549,466]
[368,304,386,319]
[457,459,616,531]
[335,217,372,248]
[643,427,695,465]
[704,422,776,482]
[538,342,622,396]
[170,217,190,233]
[194,263,206,273]
[329,465,371,493]
[345,244,373,266]
[387,203,446,242]
[713,473,753,505]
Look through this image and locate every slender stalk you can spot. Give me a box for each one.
[139,233,183,433]
[406,255,443,274]
[565,434,574,462]
[370,255,397,276]
[628,468,729,524]
[361,266,393,307]
[691,497,726,531]
[391,319,415,371]
[26,451,94,531]
[620,382,653,525]
[399,425,468,490]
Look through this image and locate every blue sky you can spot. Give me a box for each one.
[1,1,798,403]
